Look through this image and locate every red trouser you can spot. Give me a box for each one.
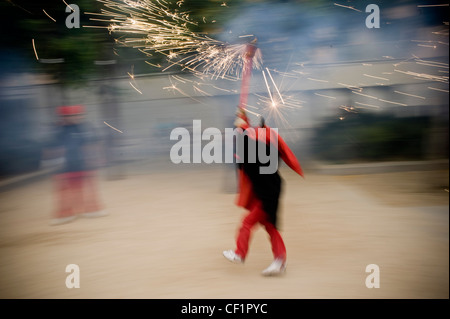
[235,199,286,261]
[54,171,102,218]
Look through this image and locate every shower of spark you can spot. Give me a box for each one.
[92,0,448,128]
[43,9,56,22]
[93,0,262,81]
[254,92,303,129]
[251,67,304,129]
[32,39,39,60]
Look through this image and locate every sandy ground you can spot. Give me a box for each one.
[0,162,448,299]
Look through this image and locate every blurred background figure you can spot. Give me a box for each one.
[42,105,107,225]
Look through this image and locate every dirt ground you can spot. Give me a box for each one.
[0,162,448,299]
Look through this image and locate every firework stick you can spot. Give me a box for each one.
[238,39,258,110]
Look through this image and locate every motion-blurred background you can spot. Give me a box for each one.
[0,0,448,178]
[0,0,448,300]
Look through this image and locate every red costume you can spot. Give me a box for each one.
[233,110,303,262]
[45,105,106,225]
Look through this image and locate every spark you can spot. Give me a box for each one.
[241,107,261,118]
[104,121,123,133]
[280,70,307,78]
[412,40,448,47]
[340,105,358,113]
[43,9,56,22]
[129,81,142,94]
[255,94,293,128]
[314,92,336,99]
[266,68,285,105]
[193,85,211,96]
[172,75,189,83]
[221,2,228,7]
[32,39,39,60]
[6,0,32,14]
[394,91,426,99]
[428,87,449,93]
[210,85,234,93]
[254,67,304,128]
[363,74,390,81]
[279,72,299,79]
[239,35,254,38]
[262,70,275,106]
[307,77,329,83]
[378,99,407,106]
[414,57,449,69]
[351,91,379,100]
[63,0,74,11]
[417,44,437,48]
[95,0,262,81]
[167,51,178,60]
[292,70,310,76]
[145,60,161,68]
[394,69,448,83]
[163,76,205,105]
[334,3,362,12]
[432,29,449,36]
[337,82,363,92]
[127,64,136,80]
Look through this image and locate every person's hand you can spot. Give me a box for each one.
[234,108,248,128]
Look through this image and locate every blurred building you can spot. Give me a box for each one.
[0,0,448,177]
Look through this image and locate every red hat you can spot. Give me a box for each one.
[57,105,85,116]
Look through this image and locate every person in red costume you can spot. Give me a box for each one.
[223,108,304,276]
[42,105,107,225]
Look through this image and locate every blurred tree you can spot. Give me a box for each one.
[0,0,114,87]
[312,112,434,163]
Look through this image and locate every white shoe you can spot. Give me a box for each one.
[262,258,287,276]
[82,210,108,218]
[50,215,77,226]
[223,250,244,264]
